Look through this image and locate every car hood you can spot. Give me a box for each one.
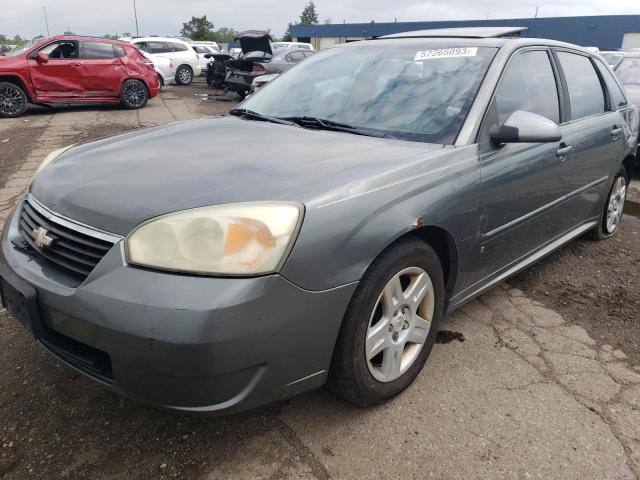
[30,117,445,235]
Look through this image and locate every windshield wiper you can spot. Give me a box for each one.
[283,116,391,138]
[228,108,296,126]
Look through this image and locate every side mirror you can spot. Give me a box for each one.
[489,110,561,145]
[35,52,49,64]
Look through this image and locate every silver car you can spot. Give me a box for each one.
[1,28,637,414]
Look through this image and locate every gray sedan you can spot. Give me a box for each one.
[1,28,637,414]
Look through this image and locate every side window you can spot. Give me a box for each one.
[114,46,127,58]
[480,50,560,148]
[193,46,208,54]
[557,52,605,120]
[593,58,628,109]
[80,42,116,59]
[495,50,560,125]
[148,42,168,54]
[136,42,149,53]
[169,42,188,52]
[40,41,78,59]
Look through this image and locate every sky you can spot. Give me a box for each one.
[2,0,640,39]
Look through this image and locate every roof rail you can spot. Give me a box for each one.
[379,26,528,39]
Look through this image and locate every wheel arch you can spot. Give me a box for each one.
[0,75,32,101]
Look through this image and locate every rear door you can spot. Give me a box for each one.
[553,50,626,224]
[28,40,84,95]
[76,41,125,96]
[475,48,572,281]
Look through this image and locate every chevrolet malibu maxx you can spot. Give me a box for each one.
[1,28,637,413]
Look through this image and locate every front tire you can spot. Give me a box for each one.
[590,165,627,240]
[329,237,445,406]
[120,79,149,109]
[0,82,28,118]
[175,65,193,85]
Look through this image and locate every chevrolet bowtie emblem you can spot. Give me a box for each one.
[31,227,54,249]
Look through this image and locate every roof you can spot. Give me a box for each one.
[291,15,640,50]
[380,26,528,39]
[41,35,131,46]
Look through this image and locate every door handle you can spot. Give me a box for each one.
[611,127,623,139]
[556,144,573,160]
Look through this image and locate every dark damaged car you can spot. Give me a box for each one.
[1,28,637,414]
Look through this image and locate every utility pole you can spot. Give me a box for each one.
[535,5,540,18]
[133,0,140,36]
[42,6,50,37]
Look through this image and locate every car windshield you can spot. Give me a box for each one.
[616,58,640,85]
[5,38,44,57]
[242,43,497,144]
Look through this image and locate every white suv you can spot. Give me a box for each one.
[121,37,201,85]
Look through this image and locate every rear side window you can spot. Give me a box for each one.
[193,46,209,54]
[114,46,126,58]
[557,52,605,120]
[594,59,627,109]
[168,42,188,52]
[148,42,169,54]
[494,50,560,125]
[81,41,116,59]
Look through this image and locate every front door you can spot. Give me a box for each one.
[474,48,572,283]
[28,40,84,96]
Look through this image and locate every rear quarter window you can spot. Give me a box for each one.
[557,51,605,120]
[169,42,188,52]
[593,58,628,109]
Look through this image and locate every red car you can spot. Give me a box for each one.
[0,35,159,118]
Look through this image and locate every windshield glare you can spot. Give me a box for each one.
[242,43,497,144]
[616,58,640,85]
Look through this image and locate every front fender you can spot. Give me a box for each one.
[280,145,481,294]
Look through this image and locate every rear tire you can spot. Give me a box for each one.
[589,165,627,240]
[0,82,28,118]
[328,237,445,406]
[175,65,193,85]
[120,79,149,109]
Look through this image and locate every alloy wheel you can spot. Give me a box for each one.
[365,266,435,383]
[605,176,626,234]
[0,85,25,116]
[178,67,192,84]
[123,82,146,107]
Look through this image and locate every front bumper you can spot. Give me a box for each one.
[1,203,356,414]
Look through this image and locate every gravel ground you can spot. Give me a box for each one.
[1,82,639,479]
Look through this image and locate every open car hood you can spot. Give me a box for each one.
[235,30,272,56]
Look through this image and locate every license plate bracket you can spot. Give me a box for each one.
[0,265,44,338]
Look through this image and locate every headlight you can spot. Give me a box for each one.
[34,145,75,176]
[125,203,303,275]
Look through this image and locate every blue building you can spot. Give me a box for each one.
[290,15,640,51]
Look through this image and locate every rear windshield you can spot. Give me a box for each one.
[242,43,497,144]
[616,58,640,85]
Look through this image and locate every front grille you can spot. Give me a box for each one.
[18,196,116,280]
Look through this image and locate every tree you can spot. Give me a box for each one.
[102,34,118,39]
[300,1,318,24]
[122,32,132,37]
[213,27,236,44]
[0,34,7,44]
[282,23,293,42]
[180,15,216,41]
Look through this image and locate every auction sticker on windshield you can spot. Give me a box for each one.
[414,47,478,61]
